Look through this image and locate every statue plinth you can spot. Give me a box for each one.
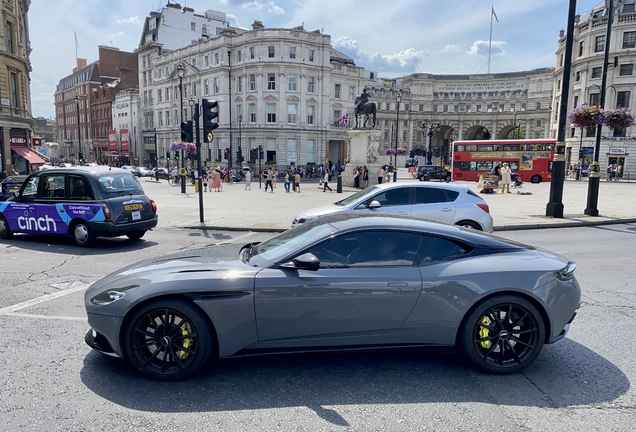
[341,129,381,188]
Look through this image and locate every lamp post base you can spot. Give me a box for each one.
[584,174,600,216]
[181,175,186,193]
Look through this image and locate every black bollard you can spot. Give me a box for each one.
[337,173,342,193]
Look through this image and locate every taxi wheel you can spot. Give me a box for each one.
[0,215,13,239]
[126,231,146,240]
[72,221,95,247]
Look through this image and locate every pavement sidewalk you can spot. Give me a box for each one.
[142,174,636,232]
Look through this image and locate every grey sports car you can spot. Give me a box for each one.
[84,214,580,381]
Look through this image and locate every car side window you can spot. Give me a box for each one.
[413,187,449,204]
[68,176,92,200]
[41,174,65,199]
[367,188,410,207]
[309,230,421,267]
[415,235,469,265]
[21,176,39,199]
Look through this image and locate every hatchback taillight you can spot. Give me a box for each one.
[150,200,157,213]
[476,202,490,213]
[102,204,111,220]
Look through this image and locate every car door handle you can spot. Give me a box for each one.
[387,283,409,287]
[441,208,453,212]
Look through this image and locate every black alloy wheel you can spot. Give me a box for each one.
[124,298,213,381]
[0,215,13,239]
[461,295,545,374]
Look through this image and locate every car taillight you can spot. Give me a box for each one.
[476,202,490,213]
[102,204,111,220]
[150,200,157,213]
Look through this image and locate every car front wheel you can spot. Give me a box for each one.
[124,298,213,381]
[0,215,13,239]
[460,295,545,374]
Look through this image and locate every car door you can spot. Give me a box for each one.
[35,172,68,236]
[254,230,423,343]
[354,186,412,216]
[411,186,456,224]
[1,175,39,233]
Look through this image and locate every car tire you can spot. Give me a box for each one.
[455,220,482,230]
[71,220,95,247]
[531,175,542,184]
[126,231,146,240]
[124,298,213,381]
[460,295,545,374]
[0,214,13,239]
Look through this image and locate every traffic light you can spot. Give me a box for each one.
[258,145,264,160]
[174,151,179,161]
[224,148,229,160]
[180,121,193,143]
[409,150,414,158]
[433,147,440,157]
[202,99,219,143]
[250,148,258,162]
[578,150,583,160]
[78,152,84,165]
[166,151,170,161]
[236,147,243,163]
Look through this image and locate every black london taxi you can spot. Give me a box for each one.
[0,175,27,202]
[0,166,157,247]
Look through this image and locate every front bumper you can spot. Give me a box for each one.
[88,216,158,237]
[85,312,125,357]
[85,329,120,358]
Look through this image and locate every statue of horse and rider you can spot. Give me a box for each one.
[354,88,376,128]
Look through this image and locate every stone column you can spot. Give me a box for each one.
[2,128,12,173]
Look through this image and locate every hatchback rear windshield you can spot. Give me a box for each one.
[97,174,143,194]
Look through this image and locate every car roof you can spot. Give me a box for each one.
[1,175,27,184]
[33,166,130,177]
[369,180,468,193]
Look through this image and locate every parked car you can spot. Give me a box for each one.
[151,167,170,179]
[292,181,493,232]
[0,175,27,201]
[0,166,157,247]
[405,158,418,168]
[134,167,153,177]
[84,213,580,380]
[417,165,452,182]
[121,165,136,172]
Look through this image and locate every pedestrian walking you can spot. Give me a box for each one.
[284,171,291,192]
[244,168,252,190]
[377,166,385,184]
[500,163,511,194]
[606,163,613,181]
[353,167,360,188]
[323,170,332,192]
[616,164,623,181]
[211,167,222,192]
[294,171,301,192]
[264,168,274,192]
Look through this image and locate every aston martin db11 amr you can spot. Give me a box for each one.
[84,214,580,380]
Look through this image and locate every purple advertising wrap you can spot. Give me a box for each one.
[0,202,107,235]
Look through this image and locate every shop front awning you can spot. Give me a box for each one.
[12,147,46,165]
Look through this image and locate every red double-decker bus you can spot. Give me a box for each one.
[452,139,556,184]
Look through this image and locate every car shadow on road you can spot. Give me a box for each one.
[80,338,629,426]
[1,234,158,255]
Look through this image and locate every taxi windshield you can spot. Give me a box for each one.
[97,174,143,195]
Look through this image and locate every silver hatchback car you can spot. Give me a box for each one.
[292,182,494,232]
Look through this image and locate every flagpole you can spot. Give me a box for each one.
[488,6,493,74]
[74,31,78,61]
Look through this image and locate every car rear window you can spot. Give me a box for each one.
[97,174,143,194]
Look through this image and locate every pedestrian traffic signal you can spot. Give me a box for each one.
[202,99,219,143]
[224,148,229,159]
[236,148,243,163]
[166,151,171,161]
[78,152,84,165]
[258,145,264,160]
[180,121,193,143]
[174,151,179,161]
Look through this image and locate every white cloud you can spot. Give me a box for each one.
[468,40,506,56]
[242,1,263,10]
[117,16,140,25]
[333,36,358,51]
[441,44,461,53]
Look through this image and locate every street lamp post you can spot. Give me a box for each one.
[238,113,242,168]
[228,50,233,171]
[74,95,82,165]
[393,91,402,182]
[422,122,440,166]
[177,63,186,193]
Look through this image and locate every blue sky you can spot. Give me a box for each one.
[29,0,603,119]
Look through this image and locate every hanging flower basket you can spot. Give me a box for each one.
[567,106,605,129]
[385,148,396,156]
[385,147,409,156]
[603,107,635,130]
[170,141,197,155]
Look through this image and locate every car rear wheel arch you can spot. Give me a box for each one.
[120,294,220,369]
[454,220,482,231]
[70,218,95,247]
[455,291,552,349]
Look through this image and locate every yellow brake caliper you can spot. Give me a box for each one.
[179,322,194,360]
[479,316,492,349]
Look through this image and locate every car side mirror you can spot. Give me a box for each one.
[368,200,381,209]
[280,252,320,271]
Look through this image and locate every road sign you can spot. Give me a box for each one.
[207,132,214,142]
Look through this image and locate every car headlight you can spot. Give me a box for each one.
[90,285,139,306]
[555,261,577,281]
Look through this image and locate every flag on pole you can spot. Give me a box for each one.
[491,6,499,22]
[74,31,79,49]
[339,112,349,127]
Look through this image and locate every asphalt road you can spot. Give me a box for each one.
[0,224,634,431]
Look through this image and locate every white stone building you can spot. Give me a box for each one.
[551,0,636,175]
[111,89,142,164]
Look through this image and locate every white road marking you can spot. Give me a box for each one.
[0,283,89,315]
[221,231,257,244]
[4,312,87,322]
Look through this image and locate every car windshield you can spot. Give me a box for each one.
[335,186,379,206]
[248,221,335,266]
[97,174,143,195]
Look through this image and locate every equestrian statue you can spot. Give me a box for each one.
[354,88,377,128]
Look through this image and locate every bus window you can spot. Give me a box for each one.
[520,145,529,150]
[509,162,519,171]
[465,145,477,151]
[476,161,493,171]
[455,145,465,152]
[530,144,543,150]
[479,145,493,151]
[509,145,520,150]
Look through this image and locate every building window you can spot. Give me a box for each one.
[591,66,602,78]
[192,82,197,97]
[266,138,277,162]
[268,46,275,58]
[249,103,256,123]
[335,84,341,99]
[619,64,634,76]
[267,73,276,90]
[191,57,197,67]
[595,35,606,52]
[287,139,297,162]
[249,74,256,91]
[205,55,209,67]
[267,103,276,123]
[307,140,315,163]
[308,77,315,93]
[158,111,163,127]
[589,93,600,106]
[191,22,196,31]
[574,96,579,107]
[617,91,630,108]
[237,104,242,121]
[625,3,636,12]
[202,24,208,34]
[454,105,459,112]
[165,88,170,101]
[157,89,162,102]
[10,72,18,107]
[237,76,242,93]
[443,105,448,112]
[433,104,438,112]
[204,79,209,95]
[289,47,296,59]
[287,104,298,123]
[289,74,297,91]
[384,119,389,127]
[183,84,187,99]
[309,50,314,62]
[333,109,341,124]
[214,77,219,94]
[578,41,584,57]
[536,102,542,110]
[536,120,542,128]
[307,105,315,125]
[237,50,242,62]
[166,110,170,126]
[623,31,636,49]
[215,53,219,64]
[349,86,355,101]
[419,104,424,111]
[250,47,255,59]
[6,21,13,54]
[575,71,581,81]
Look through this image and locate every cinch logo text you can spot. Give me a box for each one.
[18,215,57,232]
